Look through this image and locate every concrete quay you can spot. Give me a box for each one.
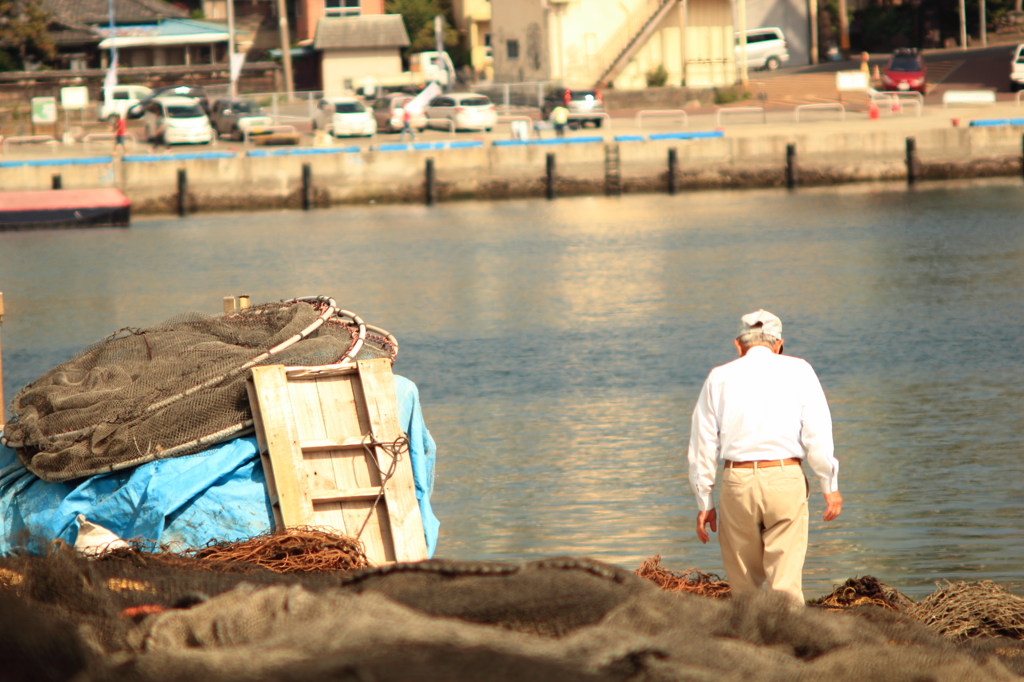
[2,100,1023,215]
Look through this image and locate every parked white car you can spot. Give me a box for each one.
[425,93,497,132]
[97,85,152,122]
[143,96,215,145]
[312,97,376,137]
[1011,43,1024,92]
[735,28,789,71]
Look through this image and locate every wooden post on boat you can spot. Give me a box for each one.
[238,295,250,309]
[223,296,236,313]
[0,292,5,431]
[177,168,188,217]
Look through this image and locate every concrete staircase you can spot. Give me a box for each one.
[593,0,678,87]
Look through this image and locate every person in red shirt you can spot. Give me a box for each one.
[112,114,127,154]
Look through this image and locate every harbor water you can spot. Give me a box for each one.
[1,179,1022,599]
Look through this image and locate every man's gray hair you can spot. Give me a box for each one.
[737,331,781,349]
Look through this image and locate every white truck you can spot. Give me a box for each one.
[97,85,153,122]
[1011,43,1024,92]
[361,51,455,96]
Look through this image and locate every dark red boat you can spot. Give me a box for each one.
[0,189,130,231]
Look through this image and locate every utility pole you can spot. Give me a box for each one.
[838,0,849,59]
[809,0,818,65]
[227,0,237,98]
[979,0,987,47]
[275,0,294,101]
[738,0,748,86]
[959,0,967,49]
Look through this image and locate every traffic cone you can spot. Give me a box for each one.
[869,100,880,120]
[890,96,902,114]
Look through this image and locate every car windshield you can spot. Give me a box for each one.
[233,102,259,114]
[459,97,490,107]
[889,56,923,72]
[335,102,366,113]
[167,104,204,118]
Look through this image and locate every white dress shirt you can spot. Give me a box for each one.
[687,345,840,511]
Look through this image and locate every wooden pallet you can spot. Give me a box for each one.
[246,358,427,565]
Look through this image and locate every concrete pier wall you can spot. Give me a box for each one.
[2,125,1022,214]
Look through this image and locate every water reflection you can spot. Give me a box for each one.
[1,180,1023,598]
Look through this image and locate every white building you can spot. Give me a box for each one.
[314,14,409,97]
[491,0,809,89]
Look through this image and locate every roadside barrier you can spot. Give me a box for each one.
[942,90,996,107]
[794,103,845,122]
[0,156,113,168]
[636,109,688,129]
[243,125,298,145]
[82,132,137,150]
[715,107,764,126]
[2,135,59,155]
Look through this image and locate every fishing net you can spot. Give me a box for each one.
[810,575,915,612]
[909,580,1024,641]
[1,296,398,482]
[634,555,731,599]
[2,547,1021,682]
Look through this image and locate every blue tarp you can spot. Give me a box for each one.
[0,374,438,557]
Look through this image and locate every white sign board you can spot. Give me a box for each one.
[31,97,58,124]
[60,86,90,110]
[836,70,869,92]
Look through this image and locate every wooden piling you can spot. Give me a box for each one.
[223,296,236,314]
[546,153,556,200]
[425,158,435,206]
[302,163,312,210]
[177,168,188,216]
[51,174,62,190]
[667,147,678,195]
[906,137,918,186]
[786,143,798,190]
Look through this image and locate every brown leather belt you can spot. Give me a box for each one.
[725,458,802,469]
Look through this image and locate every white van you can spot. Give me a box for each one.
[735,28,789,71]
[97,85,152,122]
[143,96,215,145]
[1010,43,1024,92]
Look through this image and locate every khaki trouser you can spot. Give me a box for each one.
[719,464,809,603]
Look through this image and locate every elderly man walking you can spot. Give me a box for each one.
[687,310,843,604]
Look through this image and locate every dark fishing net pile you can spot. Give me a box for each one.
[3,546,1024,682]
[810,575,915,612]
[909,581,1024,641]
[1,297,397,482]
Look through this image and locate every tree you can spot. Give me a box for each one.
[0,0,54,70]
[385,0,459,55]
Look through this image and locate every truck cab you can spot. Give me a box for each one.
[98,85,153,122]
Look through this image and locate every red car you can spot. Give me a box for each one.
[882,48,927,93]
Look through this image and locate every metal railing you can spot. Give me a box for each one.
[243,125,299,145]
[82,132,137,150]
[715,107,765,126]
[794,103,845,122]
[885,92,923,117]
[474,81,561,110]
[636,109,688,129]
[424,118,456,137]
[2,135,59,154]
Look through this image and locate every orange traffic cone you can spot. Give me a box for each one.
[891,96,902,114]
[869,100,880,120]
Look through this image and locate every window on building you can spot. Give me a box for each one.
[325,0,360,17]
[506,39,519,60]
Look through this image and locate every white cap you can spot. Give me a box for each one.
[738,309,783,340]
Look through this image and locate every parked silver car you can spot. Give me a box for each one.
[425,93,497,132]
[735,28,789,71]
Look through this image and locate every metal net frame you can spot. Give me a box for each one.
[1,296,398,482]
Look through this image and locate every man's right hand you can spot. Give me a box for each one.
[696,509,717,544]
[822,491,843,521]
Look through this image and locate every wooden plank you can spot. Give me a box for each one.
[300,437,367,451]
[249,366,314,527]
[245,376,283,529]
[311,487,386,503]
[357,358,428,561]
[285,362,358,379]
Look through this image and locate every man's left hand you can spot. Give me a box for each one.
[822,491,843,521]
